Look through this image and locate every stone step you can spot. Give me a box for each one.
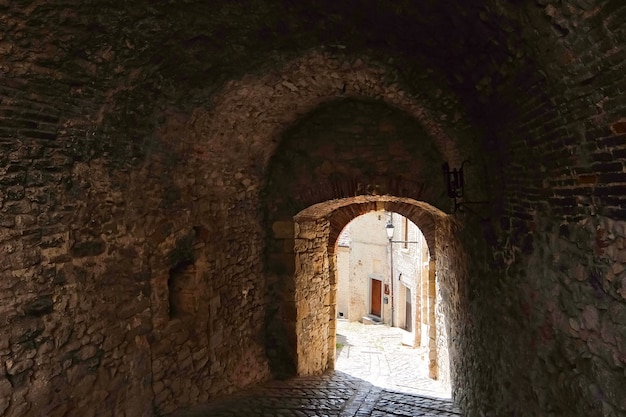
[361,315,382,325]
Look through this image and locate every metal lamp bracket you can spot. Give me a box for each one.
[442,160,489,215]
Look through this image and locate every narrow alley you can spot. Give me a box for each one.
[334,320,451,399]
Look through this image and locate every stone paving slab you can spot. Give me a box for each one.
[172,322,461,417]
[335,321,451,399]
[174,374,461,417]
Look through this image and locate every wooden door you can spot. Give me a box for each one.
[371,279,382,317]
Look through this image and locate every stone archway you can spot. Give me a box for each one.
[260,96,463,378]
[286,196,451,384]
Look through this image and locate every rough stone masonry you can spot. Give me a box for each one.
[1,1,625,416]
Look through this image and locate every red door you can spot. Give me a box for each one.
[371,279,382,317]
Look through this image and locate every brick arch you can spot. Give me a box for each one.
[324,199,440,260]
[254,55,465,379]
[179,50,465,171]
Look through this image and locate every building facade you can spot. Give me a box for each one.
[335,212,447,385]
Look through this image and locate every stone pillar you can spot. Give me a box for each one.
[428,260,438,379]
[293,217,333,375]
[327,254,338,369]
[435,261,451,390]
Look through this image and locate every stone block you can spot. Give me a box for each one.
[6,358,33,376]
[581,305,599,331]
[23,296,54,317]
[70,239,105,258]
[77,345,99,361]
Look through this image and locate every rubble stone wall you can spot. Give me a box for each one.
[293,217,333,374]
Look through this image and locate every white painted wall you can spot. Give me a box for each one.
[336,245,350,319]
[336,211,427,335]
[335,211,449,392]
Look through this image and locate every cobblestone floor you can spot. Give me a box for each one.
[173,321,461,417]
[335,320,451,399]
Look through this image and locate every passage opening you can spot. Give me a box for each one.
[334,211,450,398]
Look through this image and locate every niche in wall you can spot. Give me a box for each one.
[166,229,200,319]
[168,260,196,319]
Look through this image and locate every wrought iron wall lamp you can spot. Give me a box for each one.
[442,161,465,200]
[442,160,489,215]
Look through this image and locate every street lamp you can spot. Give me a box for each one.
[385,216,423,330]
[385,219,395,327]
[385,220,395,240]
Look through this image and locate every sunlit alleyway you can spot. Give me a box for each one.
[335,320,450,399]
[174,321,460,417]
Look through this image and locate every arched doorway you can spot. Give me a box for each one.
[334,211,442,381]
[287,196,450,384]
[261,97,471,397]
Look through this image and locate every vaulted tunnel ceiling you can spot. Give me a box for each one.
[3,0,620,211]
[3,0,566,121]
[149,0,541,119]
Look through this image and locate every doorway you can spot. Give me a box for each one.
[370,278,382,317]
[277,197,451,384]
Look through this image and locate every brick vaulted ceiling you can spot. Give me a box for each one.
[3,0,607,145]
[5,1,622,222]
[5,1,623,211]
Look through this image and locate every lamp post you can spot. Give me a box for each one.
[385,219,395,327]
[385,216,423,330]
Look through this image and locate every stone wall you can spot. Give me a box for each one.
[0,142,156,417]
[453,2,626,415]
[450,214,626,417]
[434,217,472,410]
[0,132,272,416]
[435,260,451,390]
[293,217,333,375]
